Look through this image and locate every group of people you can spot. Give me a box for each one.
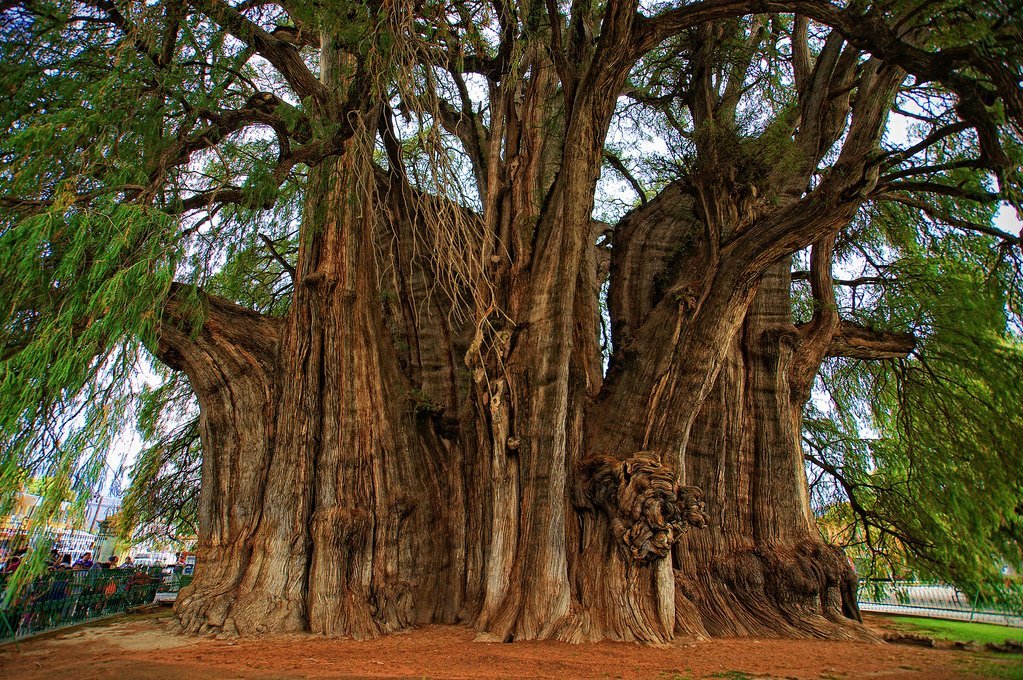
[0,549,162,639]
[1,548,138,574]
[53,551,137,571]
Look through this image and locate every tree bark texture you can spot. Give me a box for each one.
[153,15,913,643]
[159,174,871,642]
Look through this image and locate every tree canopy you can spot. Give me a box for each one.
[1,0,1022,634]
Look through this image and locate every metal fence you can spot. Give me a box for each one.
[858,580,1023,627]
[0,568,163,643]
[1,521,99,566]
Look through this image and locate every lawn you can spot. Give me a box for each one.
[887,616,1023,646]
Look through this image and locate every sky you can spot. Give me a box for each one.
[995,204,1023,236]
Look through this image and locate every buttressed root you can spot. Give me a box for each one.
[580,454,708,562]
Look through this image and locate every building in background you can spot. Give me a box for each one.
[3,487,196,567]
[1,490,123,563]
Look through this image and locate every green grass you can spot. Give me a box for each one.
[970,658,1023,680]
[883,616,1023,680]
[887,616,1023,646]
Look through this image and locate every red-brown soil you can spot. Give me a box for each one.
[0,610,1016,678]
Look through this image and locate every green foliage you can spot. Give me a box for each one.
[120,374,200,545]
[887,616,1023,646]
[807,218,1023,606]
[0,0,290,584]
[0,199,180,585]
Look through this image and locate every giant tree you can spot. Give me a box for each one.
[1,0,1021,642]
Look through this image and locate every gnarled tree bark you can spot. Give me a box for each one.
[153,2,927,645]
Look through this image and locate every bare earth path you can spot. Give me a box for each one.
[0,610,1017,678]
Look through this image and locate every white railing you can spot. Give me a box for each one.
[858,580,1023,628]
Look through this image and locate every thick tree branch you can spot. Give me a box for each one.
[186,0,327,105]
[718,15,767,126]
[726,61,905,276]
[794,33,858,168]
[606,180,700,347]
[633,0,1021,180]
[792,14,811,94]
[271,24,320,48]
[824,320,916,360]
[603,150,647,205]
[790,235,914,401]
[790,234,840,405]
[154,282,281,375]
[160,0,185,67]
[171,123,358,213]
[544,0,573,85]
[877,194,1020,246]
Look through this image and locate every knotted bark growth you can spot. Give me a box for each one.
[579,455,708,563]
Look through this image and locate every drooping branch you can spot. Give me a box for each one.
[5,93,319,217]
[879,121,972,168]
[804,450,934,552]
[79,0,164,65]
[791,272,895,288]
[259,233,296,281]
[877,160,986,183]
[876,194,1020,247]
[875,181,1000,204]
[425,76,490,194]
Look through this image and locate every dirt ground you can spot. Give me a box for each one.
[0,610,1019,679]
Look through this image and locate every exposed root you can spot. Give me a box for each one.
[676,538,876,641]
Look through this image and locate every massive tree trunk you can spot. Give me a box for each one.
[586,186,869,641]
[163,122,463,637]
[151,11,913,644]
[158,175,880,642]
